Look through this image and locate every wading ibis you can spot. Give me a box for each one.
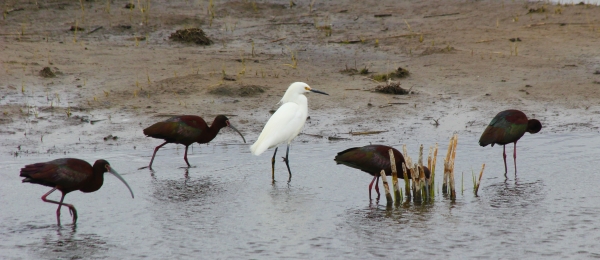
[334,145,431,200]
[143,115,246,169]
[20,158,134,225]
[479,109,542,174]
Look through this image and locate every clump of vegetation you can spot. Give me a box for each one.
[528,6,546,14]
[374,82,409,95]
[340,66,369,75]
[209,84,265,97]
[371,67,410,82]
[39,67,56,78]
[420,46,455,56]
[169,28,212,45]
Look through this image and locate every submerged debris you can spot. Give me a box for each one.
[374,82,410,95]
[39,67,56,78]
[103,135,118,141]
[69,26,84,31]
[169,28,212,45]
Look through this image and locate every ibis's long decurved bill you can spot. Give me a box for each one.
[227,122,247,143]
[108,167,135,198]
[310,89,329,95]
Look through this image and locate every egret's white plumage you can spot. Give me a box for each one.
[250,82,328,181]
[250,100,307,155]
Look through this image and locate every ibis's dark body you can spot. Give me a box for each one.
[479,109,542,174]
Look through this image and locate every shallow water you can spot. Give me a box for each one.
[1,133,600,259]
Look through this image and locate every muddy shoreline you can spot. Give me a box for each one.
[1,0,600,155]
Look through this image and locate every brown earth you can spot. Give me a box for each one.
[1,0,600,155]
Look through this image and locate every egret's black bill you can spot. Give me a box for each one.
[310,89,329,95]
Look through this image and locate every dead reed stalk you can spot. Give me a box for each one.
[444,134,458,200]
[474,163,485,196]
[379,170,393,206]
[389,149,401,205]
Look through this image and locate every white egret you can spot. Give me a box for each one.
[250,82,328,182]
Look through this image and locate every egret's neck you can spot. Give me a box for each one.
[281,94,307,107]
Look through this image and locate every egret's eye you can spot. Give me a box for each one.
[304,86,310,91]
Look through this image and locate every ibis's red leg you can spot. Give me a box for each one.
[502,145,508,174]
[368,176,377,200]
[41,188,77,225]
[513,141,518,174]
[374,176,381,199]
[149,141,168,169]
[183,145,191,167]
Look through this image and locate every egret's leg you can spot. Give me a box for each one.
[149,141,168,169]
[502,145,508,175]
[271,147,278,182]
[368,176,377,201]
[513,141,518,174]
[283,145,292,182]
[183,145,191,167]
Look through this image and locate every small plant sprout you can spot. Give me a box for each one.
[105,0,111,13]
[375,39,379,47]
[309,0,316,12]
[239,53,246,76]
[73,20,78,43]
[208,0,215,26]
[138,0,151,24]
[404,19,413,33]
[283,46,298,69]
[133,89,139,98]
[103,90,109,97]
[419,34,424,43]
[66,106,72,118]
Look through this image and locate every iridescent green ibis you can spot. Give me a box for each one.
[143,115,246,169]
[479,109,542,174]
[20,158,134,226]
[334,145,430,200]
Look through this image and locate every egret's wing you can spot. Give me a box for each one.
[250,103,306,155]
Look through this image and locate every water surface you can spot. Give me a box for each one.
[1,133,599,259]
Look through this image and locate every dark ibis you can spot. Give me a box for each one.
[20,158,134,225]
[334,145,430,200]
[143,115,246,169]
[479,109,542,174]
